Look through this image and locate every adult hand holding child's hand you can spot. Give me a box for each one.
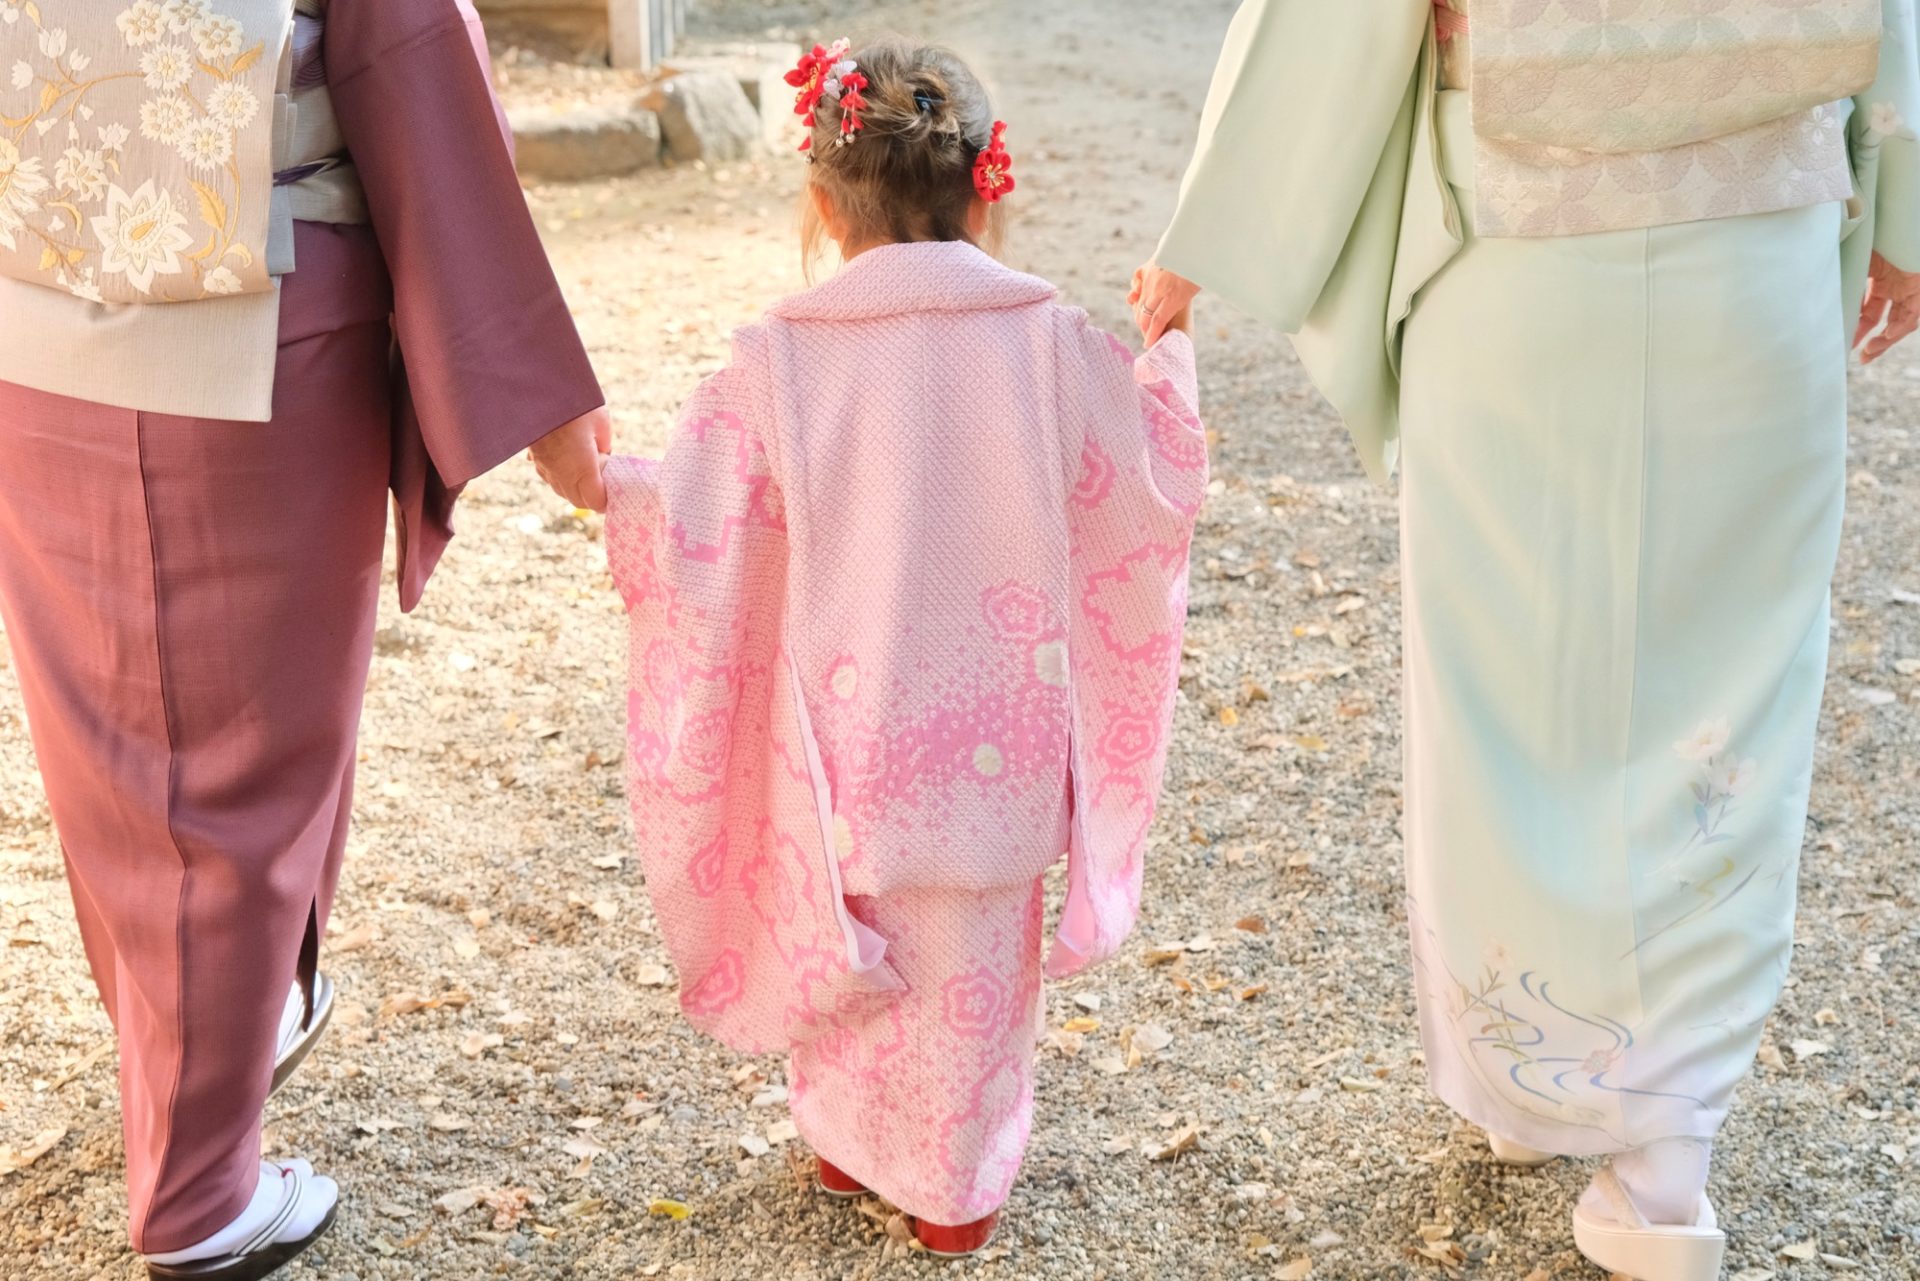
[529,405,613,512]
[1130,262,1199,344]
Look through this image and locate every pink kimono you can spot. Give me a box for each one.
[605,240,1205,1223]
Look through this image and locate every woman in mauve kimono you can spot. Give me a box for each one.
[1133,2,1920,1278]
[0,2,605,1276]
[606,40,1206,1258]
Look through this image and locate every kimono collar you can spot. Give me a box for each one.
[768,240,1057,321]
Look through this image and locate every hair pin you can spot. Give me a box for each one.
[973,120,1015,203]
[786,38,868,154]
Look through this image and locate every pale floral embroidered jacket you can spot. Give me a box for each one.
[1436,0,1880,237]
[0,0,294,304]
[605,242,1207,1054]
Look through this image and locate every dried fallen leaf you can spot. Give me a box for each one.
[1238,985,1269,1001]
[1338,1077,1384,1093]
[765,1120,799,1146]
[648,1198,690,1221]
[1143,947,1185,967]
[1148,1125,1199,1161]
[1072,992,1103,1012]
[0,1126,67,1177]
[460,1032,505,1060]
[1779,1241,1819,1261]
[739,1133,771,1158]
[1063,1016,1101,1034]
[428,1114,470,1132]
[1277,1259,1313,1281]
[333,922,377,953]
[435,1187,485,1215]
[1234,916,1268,934]
[1218,706,1240,727]
[590,899,619,923]
[636,964,672,987]
[1788,1039,1831,1061]
[1132,1023,1174,1055]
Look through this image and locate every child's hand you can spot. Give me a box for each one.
[1129,263,1201,345]
[1858,250,1920,363]
[529,405,613,512]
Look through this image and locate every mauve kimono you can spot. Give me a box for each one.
[0,0,600,1255]
[606,241,1206,1223]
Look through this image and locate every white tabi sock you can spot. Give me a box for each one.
[1579,1137,1713,1227]
[144,1159,338,1264]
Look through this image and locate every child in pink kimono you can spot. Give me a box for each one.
[604,38,1206,1256]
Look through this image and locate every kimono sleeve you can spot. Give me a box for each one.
[1051,327,1208,978]
[1857,0,1920,273]
[326,0,604,488]
[604,344,901,1054]
[1153,0,1431,335]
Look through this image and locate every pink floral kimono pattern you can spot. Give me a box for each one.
[605,241,1204,1219]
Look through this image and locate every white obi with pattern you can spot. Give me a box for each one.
[0,0,365,421]
[1436,0,1882,237]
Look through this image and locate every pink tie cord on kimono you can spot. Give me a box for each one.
[604,241,1208,1057]
[1434,2,1468,42]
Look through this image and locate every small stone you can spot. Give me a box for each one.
[513,108,663,182]
[655,73,763,164]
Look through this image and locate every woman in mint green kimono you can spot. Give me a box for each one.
[1135,3,1920,1278]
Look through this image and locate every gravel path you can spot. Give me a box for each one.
[2,2,1916,1278]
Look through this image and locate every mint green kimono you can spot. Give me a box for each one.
[1158,0,1920,1154]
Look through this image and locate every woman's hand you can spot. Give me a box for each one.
[1857,251,1920,363]
[529,405,613,511]
[1129,263,1201,345]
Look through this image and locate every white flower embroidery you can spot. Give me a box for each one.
[828,660,858,701]
[98,123,130,152]
[37,26,66,60]
[177,118,231,171]
[54,147,108,203]
[161,0,211,34]
[65,267,104,303]
[1032,640,1068,688]
[139,43,193,92]
[90,179,193,294]
[0,3,19,25]
[116,2,167,47]
[9,59,30,90]
[972,744,1005,777]
[1673,717,1732,763]
[208,81,258,130]
[190,14,243,61]
[0,136,50,250]
[204,264,242,294]
[138,95,193,145]
[70,50,90,72]
[1713,757,1760,797]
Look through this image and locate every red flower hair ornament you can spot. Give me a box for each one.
[973,120,1015,203]
[786,38,870,156]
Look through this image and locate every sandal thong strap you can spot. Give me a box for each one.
[146,1164,336,1281]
